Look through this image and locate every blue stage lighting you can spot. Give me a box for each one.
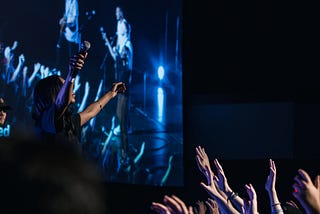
[157,66,165,81]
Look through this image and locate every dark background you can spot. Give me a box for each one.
[1,0,320,213]
[181,1,320,214]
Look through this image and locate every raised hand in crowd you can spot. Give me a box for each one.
[205,198,220,214]
[195,146,225,198]
[192,199,220,214]
[151,194,194,214]
[27,62,41,87]
[199,163,239,214]
[11,40,18,50]
[3,41,17,61]
[193,200,207,214]
[195,146,213,184]
[196,146,241,213]
[3,42,18,83]
[292,169,320,214]
[213,159,244,211]
[264,159,283,214]
[9,53,25,83]
[39,64,50,79]
[242,183,259,214]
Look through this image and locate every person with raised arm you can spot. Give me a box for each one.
[32,44,126,154]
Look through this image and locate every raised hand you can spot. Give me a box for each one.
[292,169,320,214]
[213,159,232,194]
[200,165,221,199]
[193,200,207,214]
[11,40,18,50]
[242,183,259,214]
[213,159,244,211]
[19,53,25,64]
[264,159,283,213]
[34,62,41,72]
[28,62,41,87]
[200,169,239,214]
[195,146,212,182]
[151,194,194,214]
[265,159,276,193]
[69,52,88,75]
[40,65,45,79]
[9,53,25,82]
[4,46,11,59]
[43,66,50,78]
[205,198,220,214]
[111,82,126,95]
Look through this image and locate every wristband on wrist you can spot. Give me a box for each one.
[227,192,238,203]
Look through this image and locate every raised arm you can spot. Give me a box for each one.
[28,62,41,87]
[150,194,194,214]
[55,52,87,119]
[265,159,283,214]
[79,82,126,126]
[9,54,25,83]
[200,165,240,214]
[205,198,220,214]
[292,169,320,214]
[242,183,259,214]
[195,146,213,183]
[213,159,244,211]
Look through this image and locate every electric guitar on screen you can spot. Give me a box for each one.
[100,26,117,60]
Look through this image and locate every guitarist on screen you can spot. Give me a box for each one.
[101,6,133,174]
[56,0,80,74]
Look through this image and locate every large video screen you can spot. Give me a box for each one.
[0,0,183,186]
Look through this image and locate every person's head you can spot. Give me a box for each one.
[0,98,12,125]
[0,136,108,214]
[32,75,75,121]
[282,200,303,214]
[283,205,304,214]
[115,6,124,21]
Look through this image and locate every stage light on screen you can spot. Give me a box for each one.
[157,87,164,123]
[157,65,165,81]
